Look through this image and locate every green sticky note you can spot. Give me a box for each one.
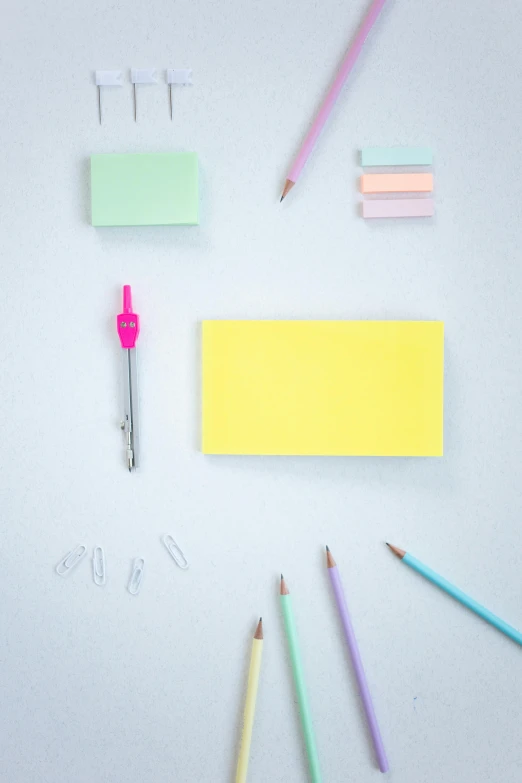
[91,152,199,226]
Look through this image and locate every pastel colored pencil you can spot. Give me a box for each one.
[280,0,389,201]
[360,173,433,194]
[280,576,322,782]
[362,199,434,219]
[326,547,389,772]
[236,618,264,783]
[387,544,522,646]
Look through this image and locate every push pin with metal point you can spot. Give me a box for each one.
[95,71,123,124]
[130,68,158,121]
[166,69,193,120]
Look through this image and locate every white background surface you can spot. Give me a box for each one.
[2,1,522,781]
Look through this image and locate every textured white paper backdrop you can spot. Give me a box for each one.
[1,1,522,781]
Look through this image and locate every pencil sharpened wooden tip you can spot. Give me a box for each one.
[254,618,263,640]
[326,547,336,568]
[280,179,295,202]
[280,576,289,595]
[386,543,406,559]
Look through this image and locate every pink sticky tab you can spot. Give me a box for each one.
[117,285,140,348]
[362,198,434,219]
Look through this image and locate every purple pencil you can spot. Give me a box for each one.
[326,546,389,773]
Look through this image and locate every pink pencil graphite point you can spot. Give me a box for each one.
[279,179,295,202]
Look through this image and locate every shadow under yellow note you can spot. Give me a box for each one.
[202,321,444,456]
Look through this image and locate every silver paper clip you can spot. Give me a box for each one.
[56,545,87,577]
[128,558,145,595]
[162,534,189,569]
[92,546,106,586]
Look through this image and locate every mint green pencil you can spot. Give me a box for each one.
[280,575,322,783]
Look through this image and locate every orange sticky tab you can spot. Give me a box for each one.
[360,173,433,194]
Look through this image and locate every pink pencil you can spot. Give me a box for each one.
[280,0,389,202]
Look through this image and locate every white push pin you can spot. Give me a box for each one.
[130,68,158,121]
[95,71,123,124]
[166,69,193,120]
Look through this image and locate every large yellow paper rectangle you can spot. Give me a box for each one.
[202,321,444,456]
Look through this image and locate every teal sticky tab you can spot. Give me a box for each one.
[361,147,433,167]
[91,152,199,226]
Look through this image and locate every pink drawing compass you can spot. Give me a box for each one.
[116,285,140,471]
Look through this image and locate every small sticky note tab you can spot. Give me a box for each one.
[131,68,157,84]
[167,69,193,85]
[360,173,433,194]
[363,198,434,218]
[95,70,123,86]
[361,147,433,167]
[202,320,444,456]
[91,152,199,226]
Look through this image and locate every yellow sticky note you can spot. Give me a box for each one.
[202,321,444,456]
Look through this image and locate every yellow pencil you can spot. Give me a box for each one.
[236,618,264,783]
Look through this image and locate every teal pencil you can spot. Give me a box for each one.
[387,544,522,646]
[280,575,322,783]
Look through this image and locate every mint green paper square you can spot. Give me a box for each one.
[91,152,199,226]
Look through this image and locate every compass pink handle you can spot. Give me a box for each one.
[117,285,140,348]
[123,284,133,313]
